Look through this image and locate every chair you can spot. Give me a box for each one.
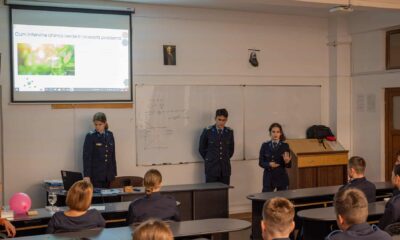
[109,176,143,188]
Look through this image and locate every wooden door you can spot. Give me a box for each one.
[385,88,400,180]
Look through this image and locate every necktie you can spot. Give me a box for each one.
[273,142,278,149]
[218,129,222,135]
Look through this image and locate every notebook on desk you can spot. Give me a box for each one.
[61,170,83,191]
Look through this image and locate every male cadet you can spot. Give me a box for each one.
[326,188,391,240]
[261,197,294,240]
[379,164,400,230]
[339,156,376,203]
[199,108,234,185]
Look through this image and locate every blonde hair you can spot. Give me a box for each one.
[262,197,294,235]
[144,169,162,195]
[66,180,93,211]
[334,188,368,225]
[132,219,173,240]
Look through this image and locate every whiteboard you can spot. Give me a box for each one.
[244,86,321,160]
[135,85,244,165]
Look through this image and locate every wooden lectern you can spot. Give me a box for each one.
[286,139,348,189]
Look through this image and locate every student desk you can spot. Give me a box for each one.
[297,201,385,239]
[247,182,392,240]
[7,201,130,236]
[48,183,229,221]
[11,218,251,240]
[12,183,229,237]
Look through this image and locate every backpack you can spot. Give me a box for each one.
[306,125,334,139]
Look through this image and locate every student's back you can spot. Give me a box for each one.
[326,223,390,240]
[379,164,400,230]
[339,177,376,203]
[47,209,105,233]
[127,192,179,224]
[127,169,180,225]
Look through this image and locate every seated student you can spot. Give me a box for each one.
[261,197,295,240]
[379,164,400,230]
[339,156,376,203]
[0,218,16,238]
[47,180,105,233]
[326,188,391,240]
[127,169,180,224]
[394,151,400,196]
[132,219,173,240]
[395,150,400,166]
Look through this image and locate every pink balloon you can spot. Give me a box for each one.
[9,192,31,214]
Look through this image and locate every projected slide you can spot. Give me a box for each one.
[13,24,130,92]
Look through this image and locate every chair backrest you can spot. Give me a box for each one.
[109,176,143,188]
[385,222,400,236]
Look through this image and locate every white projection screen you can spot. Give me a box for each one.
[10,5,132,102]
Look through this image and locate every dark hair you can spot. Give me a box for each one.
[93,112,109,130]
[397,150,400,157]
[215,109,228,118]
[334,188,368,225]
[394,164,400,177]
[269,123,286,141]
[348,156,366,174]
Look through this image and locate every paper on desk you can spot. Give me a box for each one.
[89,205,106,211]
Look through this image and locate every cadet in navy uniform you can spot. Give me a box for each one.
[199,108,234,185]
[127,169,180,224]
[339,156,376,203]
[326,188,391,240]
[379,164,400,230]
[83,112,117,188]
[259,123,292,192]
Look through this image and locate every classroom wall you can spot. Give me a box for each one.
[0,2,330,211]
[350,11,400,182]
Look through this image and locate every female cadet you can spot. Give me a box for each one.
[259,123,292,192]
[83,112,117,188]
[127,169,180,224]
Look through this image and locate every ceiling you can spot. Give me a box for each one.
[110,0,400,16]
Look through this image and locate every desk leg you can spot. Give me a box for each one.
[193,189,229,240]
[251,201,263,240]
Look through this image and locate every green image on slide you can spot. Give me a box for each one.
[18,43,75,75]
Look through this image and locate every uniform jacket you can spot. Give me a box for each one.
[199,125,234,177]
[83,130,117,183]
[259,140,291,188]
[379,192,400,230]
[325,223,391,240]
[127,192,180,224]
[339,177,376,203]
